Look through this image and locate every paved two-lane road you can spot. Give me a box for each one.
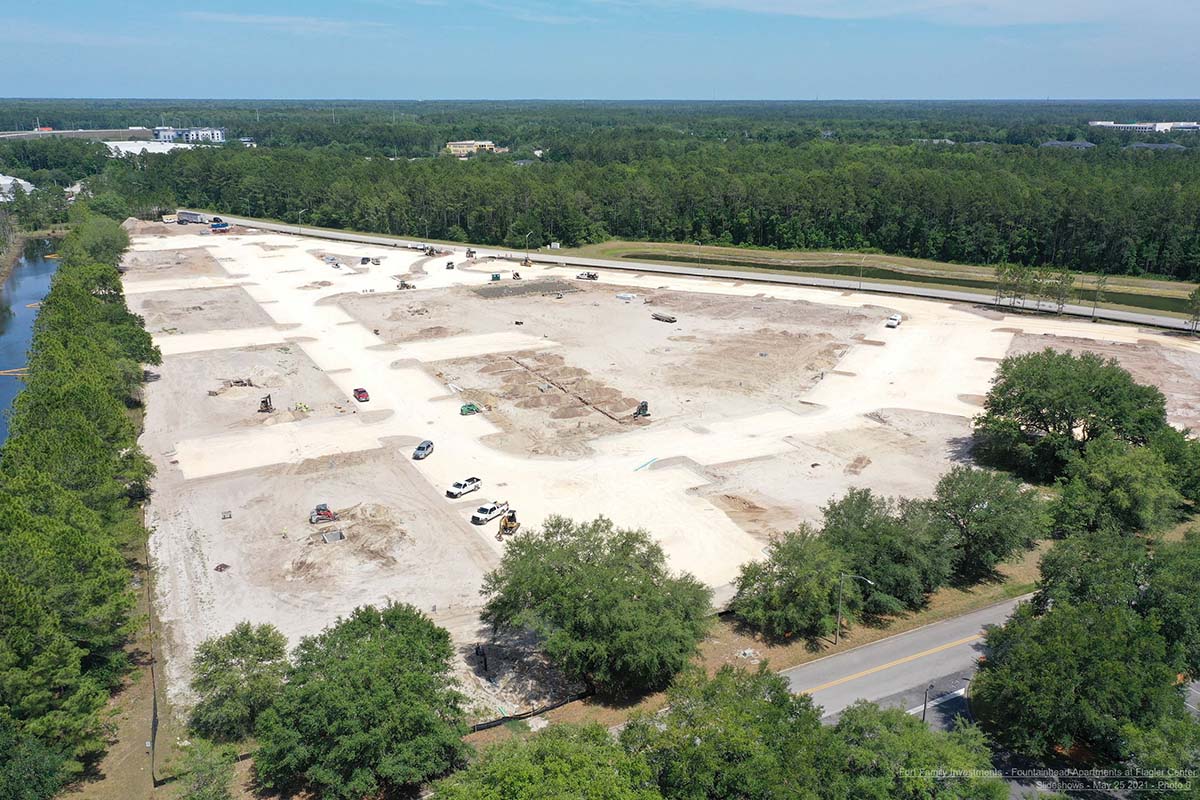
[781,597,1026,720]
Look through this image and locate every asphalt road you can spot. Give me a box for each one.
[780,596,1026,722]
[186,211,1198,334]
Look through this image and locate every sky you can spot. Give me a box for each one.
[5,0,1198,99]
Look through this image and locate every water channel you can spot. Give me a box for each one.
[0,238,59,441]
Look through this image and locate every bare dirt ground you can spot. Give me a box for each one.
[1009,333,1200,431]
[130,286,276,336]
[122,224,1200,746]
[336,283,880,459]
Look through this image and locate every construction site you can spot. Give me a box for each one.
[123,219,1200,717]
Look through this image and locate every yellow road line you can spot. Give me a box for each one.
[800,633,981,694]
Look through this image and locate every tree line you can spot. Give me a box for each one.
[90,139,1200,280]
[0,213,161,799]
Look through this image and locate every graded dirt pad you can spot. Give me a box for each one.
[119,245,228,279]
[129,285,276,335]
[147,446,499,708]
[698,409,974,539]
[1008,333,1200,430]
[142,344,355,445]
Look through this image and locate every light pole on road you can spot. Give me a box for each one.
[922,682,936,723]
[835,572,875,646]
[297,208,307,236]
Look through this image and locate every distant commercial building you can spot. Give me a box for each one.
[154,126,226,143]
[1040,140,1096,150]
[445,139,508,156]
[0,174,35,202]
[105,141,195,157]
[1089,121,1200,133]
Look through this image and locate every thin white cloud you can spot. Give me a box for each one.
[639,0,1198,27]
[476,0,599,24]
[180,12,393,36]
[0,19,146,47]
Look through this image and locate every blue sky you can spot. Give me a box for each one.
[6,0,1198,99]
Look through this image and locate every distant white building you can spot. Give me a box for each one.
[154,126,226,143]
[1089,121,1200,133]
[0,174,35,202]
[105,141,195,157]
[446,139,508,156]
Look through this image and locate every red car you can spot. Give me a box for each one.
[353,388,370,402]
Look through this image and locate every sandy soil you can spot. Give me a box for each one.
[125,226,1200,722]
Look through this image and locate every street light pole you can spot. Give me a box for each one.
[835,573,875,645]
[524,230,533,262]
[297,208,307,236]
[922,683,936,723]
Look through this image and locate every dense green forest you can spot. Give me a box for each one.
[5,100,1200,279]
[0,214,159,796]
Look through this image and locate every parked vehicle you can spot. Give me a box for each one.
[471,500,509,525]
[446,477,482,498]
[353,388,370,402]
[413,440,434,460]
[577,271,599,280]
[886,314,903,328]
[177,210,206,225]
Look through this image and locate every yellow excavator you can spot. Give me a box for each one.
[496,510,521,541]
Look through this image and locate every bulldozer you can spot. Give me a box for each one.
[258,394,274,413]
[632,400,650,419]
[496,510,520,541]
[309,503,338,524]
[521,256,533,267]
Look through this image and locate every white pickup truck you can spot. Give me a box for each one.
[471,500,509,525]
[446,477,482,498]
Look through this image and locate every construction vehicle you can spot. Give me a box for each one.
[632,400,650,418]
[398,280,415,290]
[651,312,677,324]
[360,256,371,265]
[460,402,482,416]
[309,503,338,524]
[490,273,501,281]
[371,257,381,265]
[522,256,533,267]
[465,248,477,259]
[577,271,598,280]
[513,272,522,280]
[258,394,274,413]
[177,210,206,225]
[496,510,520,540]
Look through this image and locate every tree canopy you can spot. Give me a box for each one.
[973,602,1183,760]
[481,516,711,695]
[731,526,853,641]
[253,603,468,800]
[188,622,288,742]
[929,465,1046,582]
[820,489,950,615]
[621,665,837,800]
[433,724,661,800]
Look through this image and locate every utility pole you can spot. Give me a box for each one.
[835,573,875,645]
[922,683,935,723]
[297,208,307,235]
[524,231,533,262]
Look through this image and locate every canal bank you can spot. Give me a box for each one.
[0,237,59,441]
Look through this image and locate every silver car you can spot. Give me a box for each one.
[413,440,434,460]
